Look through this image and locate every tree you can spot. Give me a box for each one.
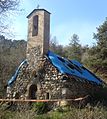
[86,18,107,79]
[0,0,20,13]
[0,0,20,34]
[49,36,66,57]
[65,34,82,61]
[94,18,107,69]
[49,36,58,52]
[0,35,26,97]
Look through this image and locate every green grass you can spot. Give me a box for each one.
[1,104,107,119]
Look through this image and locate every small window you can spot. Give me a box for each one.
[46,92,50,99]
[32,15,38,36]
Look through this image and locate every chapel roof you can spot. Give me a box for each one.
[47,51,103,85]
[8,51,104,86]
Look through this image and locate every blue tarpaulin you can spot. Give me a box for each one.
[47,51,103,85]
[8,59,28,86]
[8,50,104,86]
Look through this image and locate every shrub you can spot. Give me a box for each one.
[31,102,49,114]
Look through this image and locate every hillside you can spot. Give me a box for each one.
[0,35,27,97]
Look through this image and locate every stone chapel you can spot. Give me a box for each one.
[6,9,107,103]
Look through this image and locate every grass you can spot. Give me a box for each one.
[0,103,107,119]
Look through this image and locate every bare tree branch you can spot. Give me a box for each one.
[0,0,20,36]
[0,0,20,14]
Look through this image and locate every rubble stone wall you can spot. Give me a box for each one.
[35,59,91,100]
[7,56,99,100]
[7,45,100,100]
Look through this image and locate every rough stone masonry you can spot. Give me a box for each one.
[6,9,104,107]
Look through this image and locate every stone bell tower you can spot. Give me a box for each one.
[26,9,50,67]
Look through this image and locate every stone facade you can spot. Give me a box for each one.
[7,54,100,100]
[6,9,103,104]
[26,9,50,67]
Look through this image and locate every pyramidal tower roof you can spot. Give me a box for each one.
[27,9,51,18]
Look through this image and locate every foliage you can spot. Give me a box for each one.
[50,34,87,62]
[0,0,20,35]
[0,0,20,14]
[1,104,107,119]
[32,102,49,114]
[0,35,26,97]
[49,30,107,81]
[64,34,82,61]
[50,36,66,57]
[85,18,107,79]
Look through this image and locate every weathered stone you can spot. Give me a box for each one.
[6,9,101,109]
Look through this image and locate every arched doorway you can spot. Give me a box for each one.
[29,84,37,99]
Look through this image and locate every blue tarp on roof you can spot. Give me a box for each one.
[8,59,28,86]
[47,51,103,85]
[8,50,104,86]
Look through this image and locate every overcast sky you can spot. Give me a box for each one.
[11,0,107,46]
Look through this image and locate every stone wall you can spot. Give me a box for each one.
[26,9,50,61]
[26,45,42,68]
[35,59,100,100]
[7,54,101,100]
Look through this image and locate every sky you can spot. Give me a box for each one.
[11,0,107,46]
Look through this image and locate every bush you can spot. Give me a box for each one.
[31,102,49,114]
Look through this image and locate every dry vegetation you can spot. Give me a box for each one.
[0,103,107,119]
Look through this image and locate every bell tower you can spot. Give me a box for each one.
[26,9,50,67]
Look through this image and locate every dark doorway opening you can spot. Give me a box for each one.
[46,92,50,99]
[29,85,37,99]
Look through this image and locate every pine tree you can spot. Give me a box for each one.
[66,34,82,61]
[87,18,107,79]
